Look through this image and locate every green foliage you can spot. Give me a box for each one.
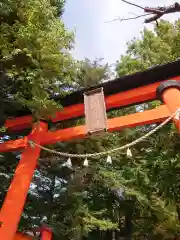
[115,19,180,239]
[0,0,75,119]
[7,59,114,238]
[50,0,66,16]
[75,58,110,88]
[116,20,180,76]
[1,15,180,240]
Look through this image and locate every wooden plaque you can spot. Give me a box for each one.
[84,88,107,135]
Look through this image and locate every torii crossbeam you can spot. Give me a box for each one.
[1,59,180,239]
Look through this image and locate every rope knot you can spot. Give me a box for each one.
[28,140,35,148]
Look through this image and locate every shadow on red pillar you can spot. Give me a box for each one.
[0,122,48,240]
[162,88,180,131]
[41,228,53,240]
[157,80,180,132]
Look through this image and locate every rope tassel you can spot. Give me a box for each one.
[70,173,74,180]
[127,148,132,158]
[66,158,72,167]
[175,111,180,120]
[27,108,180,159]
[106,155,112,164]
[83,158,89,167]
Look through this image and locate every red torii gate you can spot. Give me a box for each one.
[0,59,180,239]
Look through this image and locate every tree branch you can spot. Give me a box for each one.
[145,2,180,23]
[121,0,145,10]
[105,13,152,23]
[108,1,180,24]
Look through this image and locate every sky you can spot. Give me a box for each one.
[63,0,180,65]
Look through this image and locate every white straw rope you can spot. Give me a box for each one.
[28,108,180,158]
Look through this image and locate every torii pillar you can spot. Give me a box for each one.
[41,228,53,240]
[157,80,180,131]
[0,122,48,240]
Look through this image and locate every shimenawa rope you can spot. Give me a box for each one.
[28,108,180,159]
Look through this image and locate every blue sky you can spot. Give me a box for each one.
[63,0,180,64]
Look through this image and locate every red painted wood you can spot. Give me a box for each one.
[0,122,48,240]
[0,105,170,152]
[41,229,52,240]
[0,138,27,152]
[0,77,179,240]
[5,77,180,131]
[52,103,84,123]
[108,105,169,132]
[40,105,170,145]
[6,116,33,131]
[162,88,180,132]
